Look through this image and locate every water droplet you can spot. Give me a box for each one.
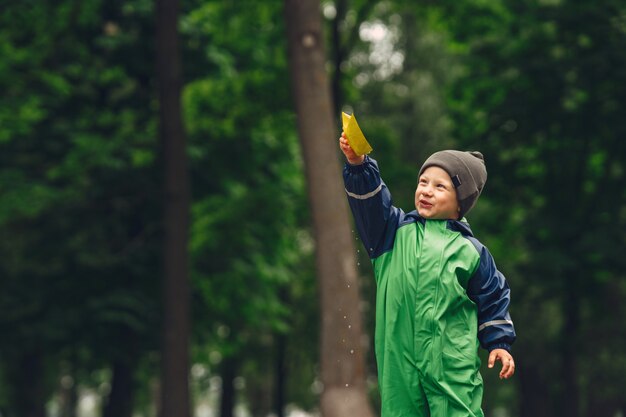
[350,349,354,354]
[357,262,360,266]
[343,315,347,319]
[348,325,352,329]
[345,383,350,387]
[347,284,351,288]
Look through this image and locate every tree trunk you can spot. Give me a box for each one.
[103,359,136,417]
[517,361,554,417]
[103,327,138,417]
[330,0,347,115]
[14,351,46,417]
[219,357,237,417]
[58,364,78,417]
[284,1,376,417]
[156,0,191,416]
[561,277,580,417]
[274,331,287,417]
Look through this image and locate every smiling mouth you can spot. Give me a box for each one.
[419,199,433,208]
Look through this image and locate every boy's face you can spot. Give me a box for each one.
[415,166,460,220]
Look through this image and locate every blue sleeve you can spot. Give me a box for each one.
[343,156,403,259]
[466,237,517,352]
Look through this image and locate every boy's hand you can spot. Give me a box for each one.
[488,348,515,379]
[339,132,365,165]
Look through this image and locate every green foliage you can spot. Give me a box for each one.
[0,0,160,412]
[181,0,319,410]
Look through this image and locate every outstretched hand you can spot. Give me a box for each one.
[339,132,365,165]
[488,348,515,379]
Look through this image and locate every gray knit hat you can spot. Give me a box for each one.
[418,150,487,219]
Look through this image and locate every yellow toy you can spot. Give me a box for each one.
[341,112,373,156]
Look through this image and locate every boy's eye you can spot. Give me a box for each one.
[437,184,446,189]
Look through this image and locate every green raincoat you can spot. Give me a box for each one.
[344,156,516,417]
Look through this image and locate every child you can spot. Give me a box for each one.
[339,132,516,417]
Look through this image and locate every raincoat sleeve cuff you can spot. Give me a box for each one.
[345,155,370,172]
[487,343,512,353]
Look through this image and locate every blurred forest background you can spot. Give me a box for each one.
[1,0,626,417]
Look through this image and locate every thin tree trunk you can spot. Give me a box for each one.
[103,360,135,417]
[330,0,347,115]
[329,0,377,115]
[14,351,46,417]
[57,357,77,417]
[518,362,554,417]
[219,358,237,417]
[274,330,287,417]
[59,382,78,417]
[284,1,376,416]
[103,328,138,417]
[562,276,580,417]
[156,0,191,415]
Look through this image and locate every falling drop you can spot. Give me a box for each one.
[343,315,347,319]
[350,349,354,354]
[348,325,352,329]
[345,383,350,387]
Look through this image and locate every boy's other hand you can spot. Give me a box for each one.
[488,348,515,379]
[339,132,365,165]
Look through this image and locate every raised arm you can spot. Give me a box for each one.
[340,133,403,259]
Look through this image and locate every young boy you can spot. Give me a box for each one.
[339,132,516,417]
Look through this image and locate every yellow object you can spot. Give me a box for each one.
[341,112,373,156]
